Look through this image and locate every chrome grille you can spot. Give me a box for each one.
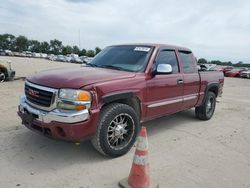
[24,82,57,109]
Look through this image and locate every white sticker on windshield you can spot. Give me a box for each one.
[134,47,151,52]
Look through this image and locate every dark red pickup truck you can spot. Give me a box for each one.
[18,44,224,157]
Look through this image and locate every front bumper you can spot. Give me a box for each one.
[18,96,100,141]
[19,95,89,124]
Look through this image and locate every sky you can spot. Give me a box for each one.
[0,0,250,63]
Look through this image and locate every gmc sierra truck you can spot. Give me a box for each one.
[18,44,224,157]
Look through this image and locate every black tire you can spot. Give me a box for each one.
[195,91,216,120]
[0,72,5,83]
[91,103,140,157]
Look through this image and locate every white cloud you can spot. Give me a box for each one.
[0,0,249,62]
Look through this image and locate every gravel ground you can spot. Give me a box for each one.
[0,57,250,188]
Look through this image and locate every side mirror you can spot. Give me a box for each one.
[152,64,172,76]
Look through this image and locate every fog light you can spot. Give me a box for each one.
[56,127,66,137]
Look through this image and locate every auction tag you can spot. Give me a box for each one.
[134,47,151,52]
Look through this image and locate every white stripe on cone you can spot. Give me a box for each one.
[133,155,149,166]
[136,136,148,151]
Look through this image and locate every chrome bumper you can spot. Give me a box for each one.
[19,96,89,124]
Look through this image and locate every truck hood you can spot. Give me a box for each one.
[27,67,136,89]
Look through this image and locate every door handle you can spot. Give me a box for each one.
[177,79,184,84]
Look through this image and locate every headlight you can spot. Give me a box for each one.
[59,89,91,101]
[58,89,91,111]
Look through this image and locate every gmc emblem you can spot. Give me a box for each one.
[28,89,39,97]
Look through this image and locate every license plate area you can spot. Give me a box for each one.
[22,110,38,126]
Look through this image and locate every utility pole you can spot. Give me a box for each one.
[78,29,81,49]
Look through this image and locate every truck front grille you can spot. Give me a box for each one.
[25,83,54,107]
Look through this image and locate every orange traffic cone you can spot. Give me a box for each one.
[119,126,159,188]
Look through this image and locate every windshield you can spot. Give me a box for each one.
[88,45,153,72]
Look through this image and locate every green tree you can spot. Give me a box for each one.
[62,45,73,55]
[40,41,50,53]
[0,34,16,50]
[72,45,80,54]
[79,48,87,56]
[198,58,207,64]
[86,50,95,57]
[49,39,62,55]
[95,47,101,55]
[15,35,29,52]
[29,40,41,52]
[235,61,243,67]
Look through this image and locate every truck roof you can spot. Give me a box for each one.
[111,43,192,52]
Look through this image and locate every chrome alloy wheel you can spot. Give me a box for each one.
[107,113,135,150]
[206,97,215,114]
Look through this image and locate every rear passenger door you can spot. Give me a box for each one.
[146,49,184,119]
[178,51,200,109]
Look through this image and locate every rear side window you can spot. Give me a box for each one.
[179,51,195,73]
[156,50,179,73]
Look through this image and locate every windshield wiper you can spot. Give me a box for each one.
[86,63,99,67]
[101,65,128,71]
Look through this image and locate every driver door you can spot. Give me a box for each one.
[146,49,184,119]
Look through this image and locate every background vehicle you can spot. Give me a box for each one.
[222,66,234,75]
[210,66,224,72]
[4,50,13,56]
[32,53,41,58]
[0,49,6,56]
[47,54,57,61]
[225,68,248,77]
[240,70,250,78]
[56,55,67,62]
[40,53,48,58]
[65,55,72,62]
[71,55,83,63]
[0,60,15,82]
[24,51,32,58]
[18,44,224,157]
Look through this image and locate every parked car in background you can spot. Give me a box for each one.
[0,49,5,56]
[64,55,72,62]
[79,56,87,63]
[225,68,248,77]
[4,50,13,56]
[24,51,33,58]
[40,53,48,58]
[13,52,26,57]
[222,66,234,75]
[84,57,93,64]
[32,53,41,58]
[0,60,15,82]
[79,56,93,64]
[200,64,217,71]
[56,55,67,62]
[210,66,224,72]
[240,70,250,79]
[47,54,57,61]
[71,54,82,64]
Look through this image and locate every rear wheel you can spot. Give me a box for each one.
[195,91,216,120]
[91,103,140,157]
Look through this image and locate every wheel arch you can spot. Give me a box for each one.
[101,92,142,119]
[202,83,219,104]
[0,66,8,76]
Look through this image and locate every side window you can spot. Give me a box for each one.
[156,50,179,74]
[179,51,196,73]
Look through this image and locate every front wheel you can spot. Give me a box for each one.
[91,103,140,157]
[195,91,216,120]
[0,72,5,83]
